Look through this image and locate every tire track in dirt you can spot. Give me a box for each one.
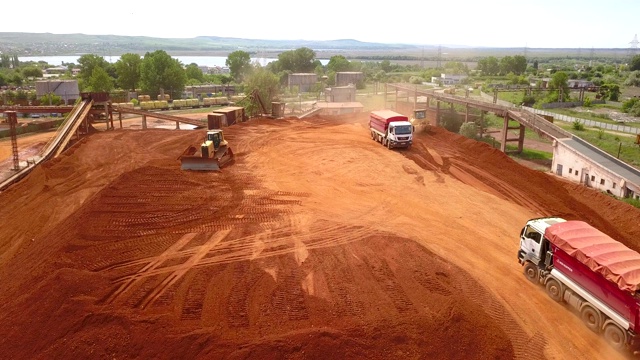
[363,256,415,315]
[226,261,264,327]
[102,230,230,307]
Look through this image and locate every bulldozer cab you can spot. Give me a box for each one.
[413,109,426,120]
[410,109,430,133]
[206,130,223,149]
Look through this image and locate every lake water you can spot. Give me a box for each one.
[19,55,277,67]
[20,55,329,67]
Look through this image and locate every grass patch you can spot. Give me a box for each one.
[555,123,640,168]
[497,91,522,105]
[622,197,640,209]
[506,147,553,161]
[477,135,553,163]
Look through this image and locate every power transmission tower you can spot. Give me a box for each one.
[629,34,639,60]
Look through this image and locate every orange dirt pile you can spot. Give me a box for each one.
[0,113,638,359]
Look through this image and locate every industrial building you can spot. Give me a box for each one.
[325,85,356,102]
[552,137,640,200]
[287,73,318,92]
[35,80,79,104]
[335,72,364,87]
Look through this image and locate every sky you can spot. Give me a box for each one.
[2,0,638,48]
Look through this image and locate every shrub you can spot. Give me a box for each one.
[521,94,536,107]
[409,76,424,84]
[459,122,478,139]
[583,97,592,107]
[440,112,463,133]
[572,120,585,131]
[597,128,605,139]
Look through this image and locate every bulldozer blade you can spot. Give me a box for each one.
[179,146,234,171]
[180,156,221,171]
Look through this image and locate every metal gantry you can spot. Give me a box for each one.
[7,111,19,171]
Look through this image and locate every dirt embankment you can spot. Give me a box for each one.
[0,113,638,359]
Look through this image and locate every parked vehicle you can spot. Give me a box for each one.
[518,217,640,352]
[369,110,413,149]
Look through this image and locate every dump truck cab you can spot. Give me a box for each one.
[518,217,566,266]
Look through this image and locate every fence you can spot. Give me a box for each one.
[522,107,640,135]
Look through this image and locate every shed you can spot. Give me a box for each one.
[212,106,245,126]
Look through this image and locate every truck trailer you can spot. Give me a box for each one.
[518,217,640,352]
[369,110,413,149]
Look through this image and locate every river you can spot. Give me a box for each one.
[19,55,276,67]
[19,55,329,67]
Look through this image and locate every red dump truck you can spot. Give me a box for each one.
[369,110,414,149]
[518,217,640,352]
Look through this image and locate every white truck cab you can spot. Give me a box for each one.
[518,217,566,264]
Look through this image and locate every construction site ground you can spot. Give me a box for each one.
[1,112,639,359]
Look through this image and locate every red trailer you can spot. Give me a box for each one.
[518,218,640,352]
[368,110,413,149]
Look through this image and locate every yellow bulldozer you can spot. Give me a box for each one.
[179,129,234,171]
[410,109,431,133]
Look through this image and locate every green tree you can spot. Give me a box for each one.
[244,67,280,112]
[185,63,204,82]
[22,67,43,78]
[499,56,515,75]
[139,50,187,99]
[10,73,23,86]
[549,71,569,101]
[512,55,527,75]
[40,92,64,106]
[115,53,142,91]
[630,54,640,71]
[625,71,640,87]
[601,83,620,101]
[477,56,499,76]
[87,67,114,92]
[380,60,392,73]
[225,50,252,82]
[327,55,351,73]
[78,54,110,84]
[444,61,469,75]
[274,47,317,73]
[0,54,10,68]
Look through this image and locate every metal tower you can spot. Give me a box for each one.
[629,34,639,59]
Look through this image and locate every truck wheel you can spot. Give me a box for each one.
[545,279,563,302]
[523,262,539,283]
[371,131,375,140]
[603,323,626,351]
[387,140,392,149]
[580,305,601,333]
